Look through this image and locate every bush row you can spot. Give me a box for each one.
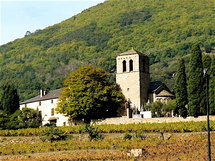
[0,120,214,136]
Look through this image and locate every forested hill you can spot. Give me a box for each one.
[0,0,215,100]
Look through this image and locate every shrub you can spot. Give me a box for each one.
[84,124,104,141]
[123,133,132,140]
[39,126,69,142]
[133,131,146,140]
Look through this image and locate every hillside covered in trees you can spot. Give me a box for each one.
[0,0,215,100]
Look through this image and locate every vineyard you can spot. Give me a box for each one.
[0,120,214,136]
[0,121,215,160]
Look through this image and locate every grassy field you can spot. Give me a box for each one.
[0,121,215,160]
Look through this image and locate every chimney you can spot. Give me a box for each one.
[40,89,45,97]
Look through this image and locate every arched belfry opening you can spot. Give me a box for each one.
[129,59,133,72]
[123,60,126,72]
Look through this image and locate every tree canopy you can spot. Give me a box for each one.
[174,58,188,118]
[0,83,19,115]
[187,44,204,117]
[57,65,125,123]
[209,56,215,114]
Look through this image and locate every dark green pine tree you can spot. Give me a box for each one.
[174,58,188,118]
[187,44,204,117]
[202,55,212,69]
[209,55,215,114]
[0,83,20,115]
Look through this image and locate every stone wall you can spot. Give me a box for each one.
[95,116,215,125]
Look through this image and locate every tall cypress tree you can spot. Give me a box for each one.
[0,83,20,115]
[210,55,215,114]
[174,58,188,118]
[187,44,204,117]
[202,55,212,69]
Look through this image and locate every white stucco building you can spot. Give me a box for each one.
[20,89,69,126]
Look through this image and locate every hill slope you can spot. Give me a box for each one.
[0,0,215,100]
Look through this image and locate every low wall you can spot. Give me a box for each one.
[95,116,215,125]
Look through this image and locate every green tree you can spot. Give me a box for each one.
[40,126,68,142]
[202,55,212,69]
[209,55,215,114]
[151,101,164,117]
[84,124,104,141]
[10,107,42,128]
[57,65,125,123]
[0,110,9,130]
[162,99,176,116]
[174,58,188,118]
[187,44,204,117]
[0,83,19,115]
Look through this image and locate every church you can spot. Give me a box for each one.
[116,48,174,118]
[116,48,174,108]
[20,49,174,125]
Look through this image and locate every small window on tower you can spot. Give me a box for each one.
[123,60,126,72]
[129,59,133,71]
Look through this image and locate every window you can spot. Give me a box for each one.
[51,99,53,104]
[123,60,126,72]
[129,59,133,71]
[63,122,66,126]
[39,102,41,106]
[51,108,55,116]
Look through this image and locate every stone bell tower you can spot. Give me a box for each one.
[116,48,150,111]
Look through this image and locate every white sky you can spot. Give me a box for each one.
[0,0,105,45]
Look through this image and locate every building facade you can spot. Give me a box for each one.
[20,89,69,126]
[116,49,175,115]
[116,48,150,111]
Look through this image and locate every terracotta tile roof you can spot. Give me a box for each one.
[119,48,148,57]
[20,89,62,104]
[156,90,175,97]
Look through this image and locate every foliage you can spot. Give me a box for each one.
[123,133,132,140]
[39,126,68,142]
[145,100,175,117]
[150,102,163,117]
[11,107,42,128]
[0,0,215,101]
[133,130,147,140]
[0,108,42,130]
[174,58,188,118]
[1,131,215,161]
[1,120,215,136]
[202,54,212,69]
[84,124,104,141]
[0,110,10,130]
[187,44,204,117]
[162,100,176,116]
[150,101,164,117]
[209,55,215,114]
[0,83,19,115]
[57,65,125,123]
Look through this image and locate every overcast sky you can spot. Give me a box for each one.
[0,0,105,45]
